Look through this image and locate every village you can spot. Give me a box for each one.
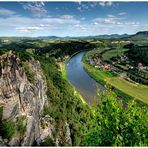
[86,52,148,82]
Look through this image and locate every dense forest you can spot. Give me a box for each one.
[124,44,148,66]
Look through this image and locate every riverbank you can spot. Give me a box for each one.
[60,52,87,104]
[82,51,148,104]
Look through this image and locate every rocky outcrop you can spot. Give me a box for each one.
[0,51,72,146]
[0,51,47,146]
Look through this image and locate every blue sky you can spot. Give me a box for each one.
[0,1,148,37]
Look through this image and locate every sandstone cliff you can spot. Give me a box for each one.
[0,51,72,146]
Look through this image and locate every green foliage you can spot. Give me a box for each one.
[41,137,55,146]
[0,40,37,51]
[0,49,6,55]
[0,120,16,140]
[127,72,148,85]
[123,43,134,49]
[102,48,129,62]
[26,48,35,54]
[0,106,3,121]
[15,51,32,62]
[16,116,26,135]
[36,40,95,58]
[82,90,148,146]
[23,62,35,84]
[126,45,148,66]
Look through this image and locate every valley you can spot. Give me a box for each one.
[0,31,148,146]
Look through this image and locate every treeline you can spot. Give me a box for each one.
[35,40,96,58]
[0,39,96,59]
[0,40,37,51]
[124,44,148,66]
[127,71,148,85]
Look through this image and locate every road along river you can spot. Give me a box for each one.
[66,51,105,104]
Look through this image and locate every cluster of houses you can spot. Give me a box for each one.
[86,53,148,80]
[111,55,132,68]
[111,41,131,44]
[113,55,148,72]
[86,55,121,73]
[138,63,148,70]
[0,39,9,43]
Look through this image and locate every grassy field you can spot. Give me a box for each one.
[102,48,129,61]
[107,77,148,104]
[60,63,67,80]
[83,54,148,104]
[83,62,115,83]
[84,48,109,59]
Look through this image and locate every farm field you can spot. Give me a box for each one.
[84,48,107,58]
[102,48,129,61]
[107,77,148,104]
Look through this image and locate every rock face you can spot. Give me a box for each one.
[0,51,72,146]
[0,51,46,146]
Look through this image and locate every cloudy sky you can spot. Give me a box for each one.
[0,1,148,37]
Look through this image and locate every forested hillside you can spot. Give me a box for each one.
[125,45,148,66]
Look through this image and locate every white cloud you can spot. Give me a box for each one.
[74,24,80,27]
[99,1,113,7]
[107,14,115,18]
[16,28,30,33]
[40,1,45,6]
[116,22,123,25]
[74,24,87,32]
[92,14,141,30]
[77,6,82,11]
[124,22,140,26]
[0,14,81,36]
[60,15,74,19]
[16,26,44,33]
[93,14,126,25]
[94,17,117,24]
[21,2,47,17]
[93,22,98,25]
[76,2,95,12]
[0,7,144,37]
[76,1,114,12]
[0,8,16,16]
[118,12,126,16]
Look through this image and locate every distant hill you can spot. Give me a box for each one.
[37,36,60,39]
[77,34,129,40]
[129,31,148,39]
[36,34,130,40]
[136,31,148,35]
[16,31,148,40]
[1,31,148,40]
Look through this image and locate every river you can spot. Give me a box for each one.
[66,51,105,104]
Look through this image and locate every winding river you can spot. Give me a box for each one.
[66,51,105,104]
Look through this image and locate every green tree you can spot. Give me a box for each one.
[82,90,148,146]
